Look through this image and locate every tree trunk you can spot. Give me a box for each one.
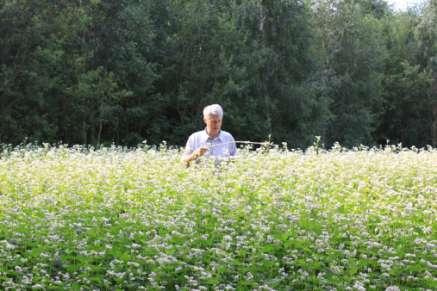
[82,121,87,145]
[432,58,437,147]
[97,119,103,146]
[432,102,437,147]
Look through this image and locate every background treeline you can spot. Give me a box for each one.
[1,0,436,148]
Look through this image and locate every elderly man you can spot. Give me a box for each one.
[182,104,237,166]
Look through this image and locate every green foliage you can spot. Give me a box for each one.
[377,61,432,145]
[0,0,434,147]
[311,0,388,146]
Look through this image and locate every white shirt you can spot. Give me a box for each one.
[184,129,237,158]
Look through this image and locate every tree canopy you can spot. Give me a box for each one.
[0,0,435,147]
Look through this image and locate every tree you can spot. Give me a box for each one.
[311,0,387,146]
[375,1,435,146]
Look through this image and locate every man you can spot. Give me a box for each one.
[182,104,237,166]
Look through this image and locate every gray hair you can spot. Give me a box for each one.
[203,104,223,119]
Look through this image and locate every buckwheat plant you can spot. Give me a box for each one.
[0,144,435,290]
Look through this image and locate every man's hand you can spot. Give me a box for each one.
[182,146,208,167]
[193,146,208,159]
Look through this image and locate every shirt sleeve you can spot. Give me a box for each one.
[229,135,237,156]
[184,135,194,157]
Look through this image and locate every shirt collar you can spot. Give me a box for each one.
[202,128,222,143]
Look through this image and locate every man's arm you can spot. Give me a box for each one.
[181,147,208,166]
[181,135,209,166]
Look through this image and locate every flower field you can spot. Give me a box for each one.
[0,145,436,290]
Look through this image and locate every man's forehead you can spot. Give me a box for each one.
[205,114,222,120]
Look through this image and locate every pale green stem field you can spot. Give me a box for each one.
[0,145,435,290]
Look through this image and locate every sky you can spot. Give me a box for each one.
[386,0,426,11]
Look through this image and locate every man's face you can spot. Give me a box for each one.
[204,114,222,137]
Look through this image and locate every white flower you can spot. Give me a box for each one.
[246,272,254,280]
[385,286,400,291]
[353,281,366,291]
[14,266,22,272]
[131,243,141,249]
[3,241,16,250]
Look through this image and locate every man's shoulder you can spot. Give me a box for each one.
[188,130,207,141]
[220,130,235,140]
[191,130,205,136]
